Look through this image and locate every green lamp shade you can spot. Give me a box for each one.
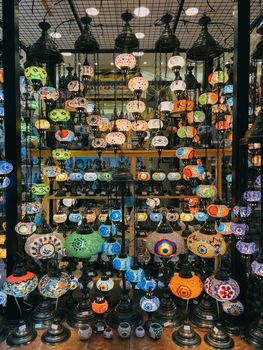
[52,148,72,161]
[64,230,104,259]
[31,183,50,196]
[24,66,47,83]
[49,109,71,123]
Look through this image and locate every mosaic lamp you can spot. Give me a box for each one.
[128,68,149,99]
[115,53,136,76]
[251,250,263,279]
[236,236,256,259]
[91,294,109,333]
[65,217,104,259]
[96,274,114,293]
[15,214,37,237]
[24,66,47,90]
[140,289,160,329]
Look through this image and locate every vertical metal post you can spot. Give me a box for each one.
[203,58,213,91]
[231,0,250,305]
[2,0,21,276]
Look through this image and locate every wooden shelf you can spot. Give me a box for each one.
[31,148,232,158]
[49,195,121,200]
[137,195,198,199]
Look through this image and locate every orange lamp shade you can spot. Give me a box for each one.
[92,297,109,314]
[206,204,229,218]
[172,99,194,113]
[169,273,203,299]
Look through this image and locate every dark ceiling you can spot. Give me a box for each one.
[1,0,262,51]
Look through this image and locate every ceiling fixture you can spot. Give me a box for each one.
[132,51,144,56]
[28,21,63,64]
[62,52,72,57]
[135,32,145,39]
[50,32,62,39]
[155,13,180,53]
[75,16,99,53]
[134,6,150,17]
[115,11,139,51]
[86,7,99,16]
[187,15,223,60]
[185,7,199,16]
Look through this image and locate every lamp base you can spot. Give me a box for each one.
[224,315,244,336]
[30,299,55,329]
[189,293,218,329]
[245,312,263,348]
[172,322,201,348]
[67,297,97,328]
[0,323,8,343]
[153,292,183,327]
[106,294,142,328]
[41,322,71,345]
[204,322,234,349]
[6,321,37,347]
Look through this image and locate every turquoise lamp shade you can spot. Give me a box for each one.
[113,254,133,271]
[103,238,121,256]
[125,267,144,284]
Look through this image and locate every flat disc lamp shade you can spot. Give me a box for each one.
[170,272,203,299]
[4,271,38,298]
[204,274,240,302]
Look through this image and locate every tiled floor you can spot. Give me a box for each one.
[0,326,255,350]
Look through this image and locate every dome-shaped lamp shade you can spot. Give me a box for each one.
[4,270,38,298]
[28,22,63,64]
[49,109,70,123]
[38,271,74,298]
[236,240,256,257]
[126,100,146,114]
[204,275,240,302]
[176,147,195,160]
[170,272,203,299]
[115,53,136,71]
[52,148,72,161]
[75,16,99,53]
[187,15,223,60]
[115,11,139,51]
[92,296,109,314]
[155,13,180,53]
[105,131,126,146]
[39,87,59,101]
[187,224,226,258]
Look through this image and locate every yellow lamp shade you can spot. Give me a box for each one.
[52,148,72,161]
[170,272,203,299]
[136,211,148,222]
[24,66,47,83]
[49,109,70,123]
[35,119,50,131]
[131,120,148,131]
[56,172,69,182]
[187,224,226,258]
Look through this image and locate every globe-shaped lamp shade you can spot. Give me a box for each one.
[215,221,233,235]
[125,267,144,284]
[233,206,252,218]
[204,274,240,302]
[55,129,75,144]
[236,240,256,257]
[176,147,195,160]
[199,92,218,106]
[170,272,203,299]
[4,271,38,298]
[140,293,160,312]
[131,119,148,132]
[159,101,173,112]
[91,138,107,150]
[105,131,126,146]
[177,126,197,139]
[67,80,84,92]
[31,183,50,196]
[128,76,149,94]
[168,55,185,70]
[115,53,136,71]
[151,135,169,149]
[15,216,37,236]
[42,165,61,179]
[222,300,244,316]
[38,271,74,298]
[116,119,132,132]
[206,204,229,218]
[81,63,94,80]
[243,190,261,204]
[39,86,59,101]
[113,254,133,271]
[170,79,186,92]
[49,109,70,123]
[251,260,263,278]
[0,161,13,175]
[53,211,67,224]
[230,223,248,239]
[92,296,109,314]
[187,224,226,258]
[148,119,164,130]
[126,100,146,114]
[137,170,151,181]
[52,148,72,161]
[35,119,50,131]
[209,70,229,86]
[196,185,217,199]
[183,165,205,179]
[24,66,47,87]
[137,276,157,291]
[96,277,114,292]
[56,172,69,182]
[102,239,121,256]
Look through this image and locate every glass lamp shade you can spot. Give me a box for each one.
[187,110,205,124]
[167,171,181,181]
[69,170,83,182]
[87,114,102,127]
[115,53,136,71]
[35,119,50,131]
[109,209,122,222]
[222,300,244,316]
[194,211,209,222]
[67,80,84,92]
[55,129,75,143]
[116,119,132,132]
[128,76,149,93]
[177,126,197,139]
[15,217,37,236]
[168,55,185,70]
[196,185,217,198]
[215,121,231,131]
[20,76,34,94]
[172,99,195,113]
[56,172,69,182]
[31,183,50,196]
[105,131,126,146]
[24,66,47,84]
[206,204,229,218]
[125,267,144,284]
[166,209,180,222]
[0,176,10,189]
[199,92,218,105]
[49,109,70,123]
[150,211,163,222]
[180,212,194,222]
[68,211,82,223]
[25,201,42,215]
[223,84,233,95]
[0,291,7,306]
[187,225,226,258]
[146,230,185,258]
[38,271,74,298]
[131,119,148,131]
[42,165,61,178]
[236,240,256,257]
[136,211,148,222]
[85,210,97,223]
[176,147,195,160]
[170,79,186,92]
[209,70,229,86]
[97,172,112,182]
[169,272,203,299]
[113,254,133,271]
[140,293,160,312]
[151,135,168,149]
[92,296,109,314]
[96,277,114,292]
[183,165,205,179]
[92,138,107,150]
[52,148,72,161]
[126,100,146,114]
[99,223,113,237]
[102,239,121,256]
[98,117,111,132]
[83,171,97,182]
[243,190,261,203]
[204,275,240,302]
[53,211,67,224]
[230,223,248,238]
[159,101,173,112]
[0,161,13,175]
[65,228,104,259]
[215,222,233,235]
[25,230,64,259]
[251,260,263,277]
[152,170,166,181]
[138,277,157,292]
[148,119,164,130]
[4,271,38,298]
[81,64,94,80]
[39,86,59,101]
[137,170,151,181]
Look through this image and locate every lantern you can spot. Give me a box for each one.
[112,254,133,271]
[49,109,70,123]
[168,55,185,70]
[204,274,240,302]
[140,290,160,312]
[206,204,229,218]
[115,53,136,72]
[39,86,59,101]
[126,100,146,115]
[31,183,50,196]
[128,71,149,98]
[39,271,75,298]
[35,118,50,131]
[24,66,47,89]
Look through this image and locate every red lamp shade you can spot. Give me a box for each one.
[92,295,109,314]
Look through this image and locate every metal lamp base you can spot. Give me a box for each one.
[153,292,183,327]
[67,298,97,328]
[224,315,244,336]
[106,294,142,328]
[246,312,263,348]
[30,299,55,329]
[6,321,37,347]
[204,322,234,349]
[189,293,218,329]
[0,325,8,343]
[41,322,71,345]
[172,323,201,348]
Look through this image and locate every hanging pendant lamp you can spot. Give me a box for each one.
[28,22,63,64]
[75,16,99,53]
[155,13,180,53]
[187,15,223,60]
[115,11,139,51]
